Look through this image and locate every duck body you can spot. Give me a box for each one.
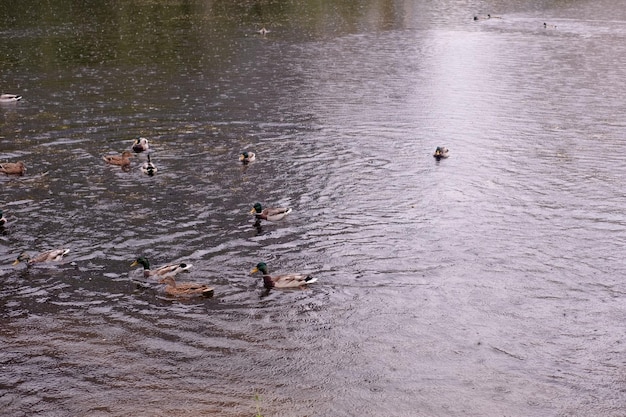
[544,22,557,29]
[433,147,449,159]
[141,155,157,176]
[239,151,256,163]
[159,276,214,298]
[251,262,317,289]
[0,161,25,175]
[131,256,192,279]
[250,203,292,221]
[103,151,133,166]
[13,248,70,266]
[132,137,149,153]
[0,94,22,103]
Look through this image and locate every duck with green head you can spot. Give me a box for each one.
[131,256,192,278]
[433,147,449,160]
[250,203,292,222]
[132,137,149,153]
[239,151,255,163]
[250,262,317,289]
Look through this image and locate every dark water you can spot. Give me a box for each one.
[2,1,626,416]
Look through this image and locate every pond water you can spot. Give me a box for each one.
[2,1,626,416]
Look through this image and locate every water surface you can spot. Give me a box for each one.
[2,1,626,416]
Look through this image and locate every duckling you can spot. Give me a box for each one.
[0,210,7,226]
[250,262,317,289]
[131,256,192,279]
[433,147,449,159]
[0,161,25,175]
[103,151,133,166]
[12,248,70,266]
[239,151,256,163]
[158,276,214,298]
[141,154,157,176]
[132,137,149,153]
[0,94,22,103]
[250,203,292,221]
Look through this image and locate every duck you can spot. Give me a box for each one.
[12,248,70,266]
[158,276,214,298]
[239,151,256,163]
[250,203,292,221]
[258,27,269,35]
[103,151,133,166]
[141,154,157,176]
[250,262,317,289]
[132,137,149,153]
[0,210,6,226]
[433,147,449,159]
[543,22,557,29]
[131,256,192,279]
[0,94,22,103]
[0,161,25,175]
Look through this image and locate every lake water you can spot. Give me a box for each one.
[2,1,626,416]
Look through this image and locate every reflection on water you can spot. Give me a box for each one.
[2,0,626,416]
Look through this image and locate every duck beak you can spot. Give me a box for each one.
[249,208,256,215]
[130,260,138,267]
[12,259,20,266]
[250,267,259,274]
[239,155,244,161]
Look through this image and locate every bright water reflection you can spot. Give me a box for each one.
[2,1,626,416]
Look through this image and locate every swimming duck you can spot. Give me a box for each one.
[131,256,192,278]
[141,154,157,176]
[543,22,556,29]
[0,161,25,175]
[132,137,149,153]
[433,147,449,159]
[250,203,292,221]
[250,262,317,289]
[12,248,70,266]
[239,151,256,163]
[0,94,22,103]
[158,276,214,298]
[0,210,6,226]
[103,151,133,166]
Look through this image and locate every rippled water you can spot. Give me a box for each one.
[2,1,626,416]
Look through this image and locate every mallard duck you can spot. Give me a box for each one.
[12,248,70,266]
[250,203,292,221]
[0,210,6,226]
[132,137,149,153]
[158,276,214,298]
[239,151,256,163]
[103,151,133,166]
[141,154,157,176]
[250,262,317,289]
[131,256,192,278]
[0,161,25,175]
[433,147,449,159]
[0,94,22,103]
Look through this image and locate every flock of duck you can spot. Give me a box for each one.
[0,112,336,298]
[2,92,449,299]
[472,13,557,29]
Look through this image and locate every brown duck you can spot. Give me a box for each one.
[103,151,133,166]
[0,161,25,175]
[159,276,214,298]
